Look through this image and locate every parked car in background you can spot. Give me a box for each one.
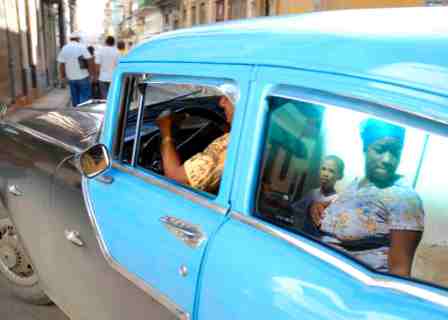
[1,7,448,320]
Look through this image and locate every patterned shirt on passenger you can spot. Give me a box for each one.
[320,177,424,272]
[184,133,229,193]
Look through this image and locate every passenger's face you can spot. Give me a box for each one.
[319,159,339,190]
[365,137,403,186]
[219,96,234,123]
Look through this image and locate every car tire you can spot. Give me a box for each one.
[0,218,52,305]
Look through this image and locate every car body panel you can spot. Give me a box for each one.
[198,215,448,320]
[89,63,253,317]
[0,108,176,320]
[126,8,448,95]
[4,105,105,152]
[221,64,448,318]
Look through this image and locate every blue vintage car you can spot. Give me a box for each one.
[0,7,448,320]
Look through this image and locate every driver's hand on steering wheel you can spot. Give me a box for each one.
[156,110,173,138]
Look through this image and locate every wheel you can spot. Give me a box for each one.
[0,218,51,305]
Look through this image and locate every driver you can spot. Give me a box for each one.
[155,85,237,193]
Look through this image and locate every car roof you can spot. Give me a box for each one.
[124,8,447,91]
[123,7,448,125]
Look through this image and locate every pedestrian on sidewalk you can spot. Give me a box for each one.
[95,36,120,99]
[87,46,102,99]
[117,40,127,56]
[57,31,94,107]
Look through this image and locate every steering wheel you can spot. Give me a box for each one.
[138,106,226,175]
[139,133,164,174]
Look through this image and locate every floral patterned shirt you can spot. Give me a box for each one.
[320,177,424,272]
[184,133,229,193]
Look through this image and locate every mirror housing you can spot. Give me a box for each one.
[77,144,111,179]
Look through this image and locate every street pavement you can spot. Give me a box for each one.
[1,87,70,320]
[0,276,69,320]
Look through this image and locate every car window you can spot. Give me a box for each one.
[115,73,238,196]
[255,95,448,289]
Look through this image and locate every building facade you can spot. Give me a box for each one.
[107,0,443,49]
[0,0,76,106]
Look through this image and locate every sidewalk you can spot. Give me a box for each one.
[29,87,71,110]
[7,87,71,122]
[0,275,68,320]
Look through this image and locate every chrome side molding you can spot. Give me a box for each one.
[231,211,448,308]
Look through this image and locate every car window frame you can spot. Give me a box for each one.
[236,82,448,305]
[112,72,239,200]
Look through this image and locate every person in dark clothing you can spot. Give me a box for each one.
[87,46,101,99]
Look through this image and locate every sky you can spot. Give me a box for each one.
[76,0,107,44]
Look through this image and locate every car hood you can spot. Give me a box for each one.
[7,103,106,152]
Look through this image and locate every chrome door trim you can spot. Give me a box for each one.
[230,211,448,308]
[81,178,190,320]
[160,215,207,249]
[112,162,227,216]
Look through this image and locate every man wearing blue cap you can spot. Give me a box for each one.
[311,118,424,276]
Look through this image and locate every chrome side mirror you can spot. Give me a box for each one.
[78,144,111,179]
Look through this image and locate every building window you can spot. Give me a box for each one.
[199,3,207,24]
[229,0,247,19]
[426,0,448,5]
[215,0,224,21]
[191,5,197,25]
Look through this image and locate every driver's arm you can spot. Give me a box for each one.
[157,115,189,184]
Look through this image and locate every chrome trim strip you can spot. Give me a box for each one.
[81,178,190,320]
[6,122,81,154]
[131,92,146,166]
[112,162,227,215]
[231,212,448,308]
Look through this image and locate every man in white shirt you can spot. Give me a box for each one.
[57,32,94,107]
[94,36,120,99]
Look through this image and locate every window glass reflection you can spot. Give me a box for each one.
[257,96,447,288]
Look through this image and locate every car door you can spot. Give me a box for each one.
[0,113,177,319]
[196,67,448,319]
[87,63,252,318]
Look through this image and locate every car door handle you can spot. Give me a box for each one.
[64,229,84,247]
[8,185,23,196]
[160,216,206,248]
[95,175,114,184]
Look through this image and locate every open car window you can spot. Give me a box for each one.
[115,74,237,197]
[256,93,448,290]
